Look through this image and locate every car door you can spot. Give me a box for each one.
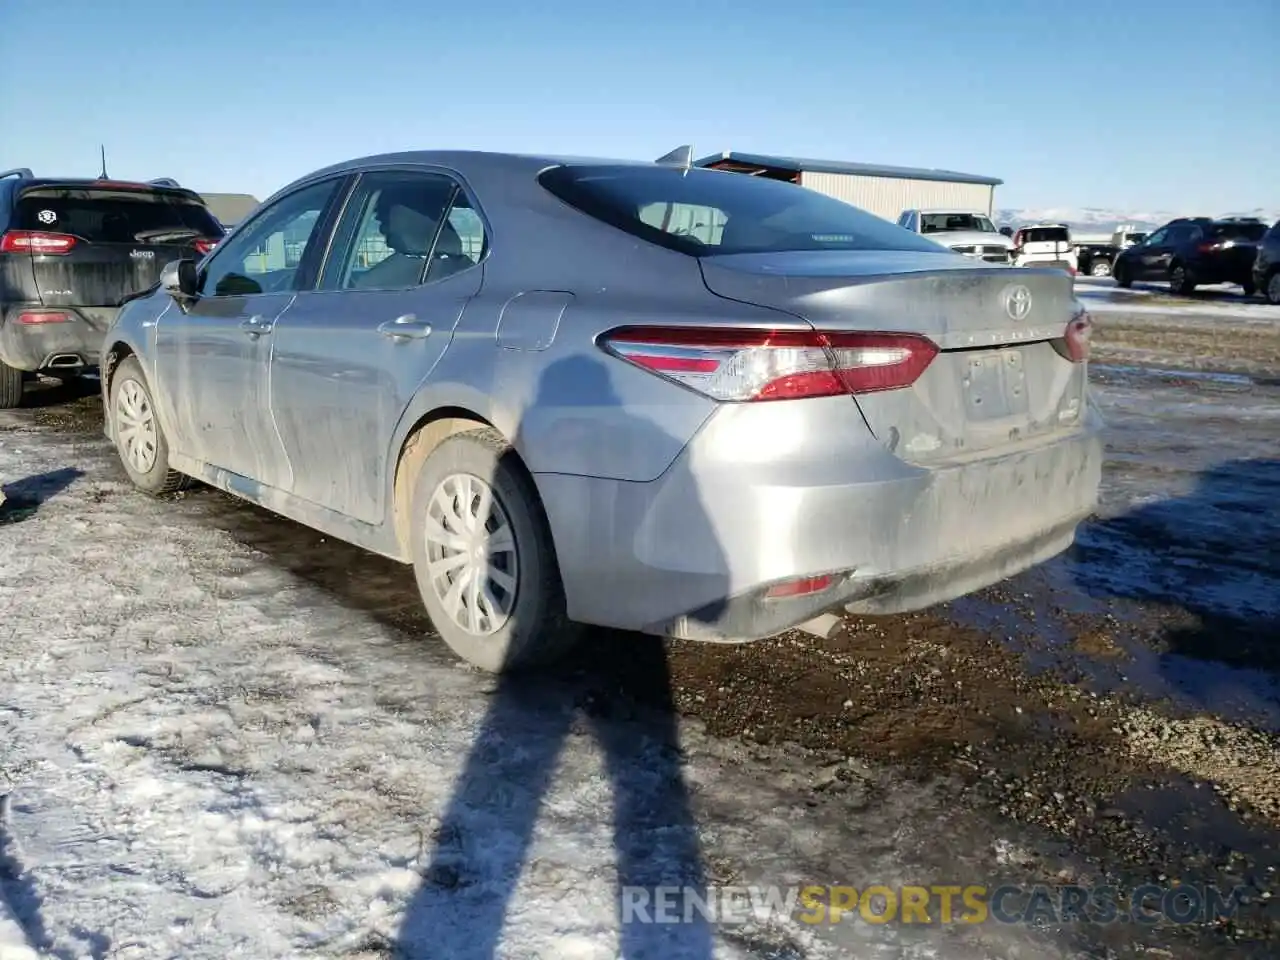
[267,168,486,524]
[1133,227,1170,280]
[153,176,348,488]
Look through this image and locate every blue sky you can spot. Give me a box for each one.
[2,0,1276,214]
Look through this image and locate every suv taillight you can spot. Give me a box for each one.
[598,326,939,401]
[0,230,78,255]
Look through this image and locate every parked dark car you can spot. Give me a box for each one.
[0,168,224,407]
[1112,216,1267,296]
[1251,219,1280,305]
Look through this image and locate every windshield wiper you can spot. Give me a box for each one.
[133,227,202,243]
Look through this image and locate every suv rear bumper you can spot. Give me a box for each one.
[0,305,115,372]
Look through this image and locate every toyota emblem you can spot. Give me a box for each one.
[1004,284,1033,321]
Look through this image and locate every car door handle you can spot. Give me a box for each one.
[378,314,432,340]
[240,315,272,338]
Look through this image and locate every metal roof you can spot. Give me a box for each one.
[694,151,1003,187]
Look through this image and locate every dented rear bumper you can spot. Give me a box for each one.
[534,393,1104,641]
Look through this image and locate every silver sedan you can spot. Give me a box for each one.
[100,149,1103,672]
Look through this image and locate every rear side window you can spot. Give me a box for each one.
[13,187,224,243]
[537,164,947,257]
[1211,222,1267,242]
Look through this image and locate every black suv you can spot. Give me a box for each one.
[1111,216,1267,296]
[1251,219,1280,305]
[0,168,224,407]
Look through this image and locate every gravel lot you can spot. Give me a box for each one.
[2,308,1278,958]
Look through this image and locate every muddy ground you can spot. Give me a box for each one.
[6,310,1279,956]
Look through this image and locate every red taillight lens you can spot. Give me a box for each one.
[193,238,218,255]
[598,326,938,401]
[0,231,78,255]
[1064,306,1093,362]
[765,574,835,599]
[17,310,71,324]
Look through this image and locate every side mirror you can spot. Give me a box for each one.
[999,226,1014,237]
[161,258,198,301]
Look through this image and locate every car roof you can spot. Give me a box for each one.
[9,176,208,203]
[265,148,721,206]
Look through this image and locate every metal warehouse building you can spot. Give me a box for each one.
[693,151,1003,222]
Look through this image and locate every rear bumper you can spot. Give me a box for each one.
[535,394,1104,641]
[0,305,113,372]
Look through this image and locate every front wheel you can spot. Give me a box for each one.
[1113,262,1133,288]
[409,427,583,673]
[1090,259,1112,277]
[1169,263,1195,296]
[109,356,190,495]
[0,360,22,409]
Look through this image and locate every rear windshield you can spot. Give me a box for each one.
[1019,227,1070,243]
[537,164,947,256]
[921,213,996,234]
[1210,222,1266,241]
[14,187,224,243]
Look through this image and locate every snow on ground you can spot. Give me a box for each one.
[0,418,1085,959]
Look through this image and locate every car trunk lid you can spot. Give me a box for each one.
[698,250,1089,463]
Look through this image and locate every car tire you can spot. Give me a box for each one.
[1090,259,1112,277]
[409,427,583,673]
[1267,272,1280,306]
[108,356,191,495]
[0,360,22,410]
[1113,262,1133,288]
[1169,263,1195,295]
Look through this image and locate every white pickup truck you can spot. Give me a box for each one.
[896,209,1016,264]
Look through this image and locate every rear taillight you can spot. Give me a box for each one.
[193,238,218,255]
[598,326,939,401]
[0,231,78,255]
[17,310,71,324]
[1062,306,1093,363]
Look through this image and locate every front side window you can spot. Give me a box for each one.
[1145,228,1169,246]
[538,164,947,257]
[320,170,482,290]
[198,178,341,297]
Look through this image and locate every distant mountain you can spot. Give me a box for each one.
[996,206,1279,236]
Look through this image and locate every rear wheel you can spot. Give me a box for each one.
[1267,272,1280,306]
[1090,258,1112,277]
[109,356,190,495]
[409,427,583,673]
[0,361,22,410]
[1169,263,1195,295]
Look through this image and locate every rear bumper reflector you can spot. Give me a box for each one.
[17,311,72,324]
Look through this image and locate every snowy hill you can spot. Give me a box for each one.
[996,206,1278,235]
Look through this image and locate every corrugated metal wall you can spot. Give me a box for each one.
[799,172,994,222]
